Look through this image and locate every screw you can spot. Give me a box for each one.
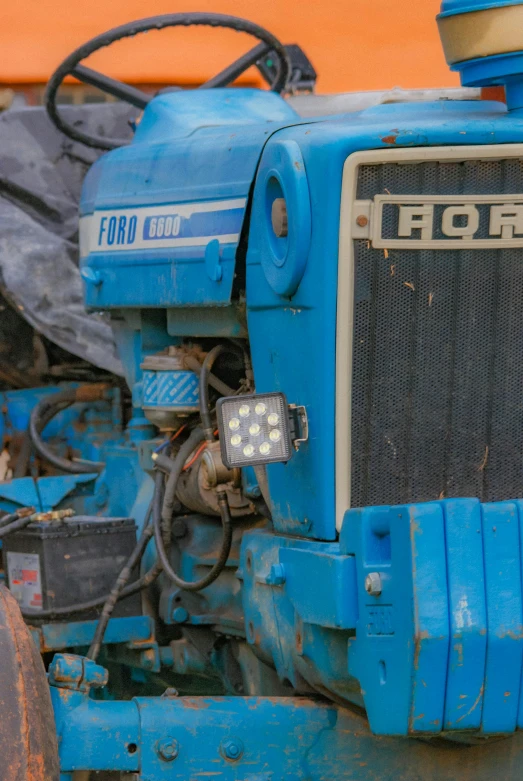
[157,738,179,762]
[356,214,369,228]
[365,572,382,597]
[221,738,244,761]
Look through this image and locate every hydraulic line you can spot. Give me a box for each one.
[29,386,107,474]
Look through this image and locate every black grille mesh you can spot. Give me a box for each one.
[351,158,523,508]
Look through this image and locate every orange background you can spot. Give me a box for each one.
[0,0,458,93]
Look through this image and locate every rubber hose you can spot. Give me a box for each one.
[183,354,235,398]
[29,388,106,474]
[161,427,206,527]
[199,345,226,441]
[153,470,233,592]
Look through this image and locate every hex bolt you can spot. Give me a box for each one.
[365,572,382,597]
[220,737,244,762]
[157,738,179,762]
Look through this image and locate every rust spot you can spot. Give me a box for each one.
[382,135,398,145]
[180,698,211,709]
[455,685,484,724]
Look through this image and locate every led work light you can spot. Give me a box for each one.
[217,392,307,468]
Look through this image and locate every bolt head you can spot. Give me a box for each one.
[157,738,179,762]
[356,214,369,227]
[365,572,382,597]
[172,606,189,623]
[220,738,244,761]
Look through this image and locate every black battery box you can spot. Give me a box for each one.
[3,516,142,620]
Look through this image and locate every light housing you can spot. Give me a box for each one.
[217,392,293,468]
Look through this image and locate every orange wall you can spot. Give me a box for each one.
[0,0,458,93]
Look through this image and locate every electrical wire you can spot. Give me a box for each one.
[161,427,206,527]
[21,551,162,619]
[0,508,33,530]
[0,514,35,538]
[86,501,154,661]
[153,469,233,592]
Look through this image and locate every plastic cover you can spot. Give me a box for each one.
[0,104,137,376]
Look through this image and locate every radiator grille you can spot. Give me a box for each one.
[351,158,523,507]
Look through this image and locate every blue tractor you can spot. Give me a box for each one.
[5,1,523,778]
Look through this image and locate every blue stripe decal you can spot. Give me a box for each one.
[142,208,244,242]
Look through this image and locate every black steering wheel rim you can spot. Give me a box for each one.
[45,12,291,150]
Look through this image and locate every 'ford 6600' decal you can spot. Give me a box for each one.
[351,194,523,249]
[79,199,246,258]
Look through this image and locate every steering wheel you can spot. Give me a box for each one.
[45,12,291,150]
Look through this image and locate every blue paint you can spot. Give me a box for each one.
[31,615,155,652]
[16,9,523,773]
[142,369,199,410]
[439,0,523,16]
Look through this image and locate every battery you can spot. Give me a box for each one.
[3,516,142,619]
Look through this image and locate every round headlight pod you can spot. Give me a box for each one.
[269,428,282,443]
[239,405,250,418]
[243,443,255,457]
[259,442,271,456]
[267,412,279,426]
[229,418,240,431]
[231,434,242,447]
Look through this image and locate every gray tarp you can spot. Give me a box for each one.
[0,104,136,376]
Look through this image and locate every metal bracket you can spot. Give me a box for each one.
[289,404,308,449]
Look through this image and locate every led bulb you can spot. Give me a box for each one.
[229,418,240,431]
[249,423,261,436]
[255,402,267,416]
[267,412,279,426]
[269,428,281,443]
[231,434,242,447]
[259,442,271,455]
[243,444,255,457]
[239,405,250,418]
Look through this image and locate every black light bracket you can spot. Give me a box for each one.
[288,404,309,450]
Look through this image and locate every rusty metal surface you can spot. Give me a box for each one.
[0,585,59,780]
